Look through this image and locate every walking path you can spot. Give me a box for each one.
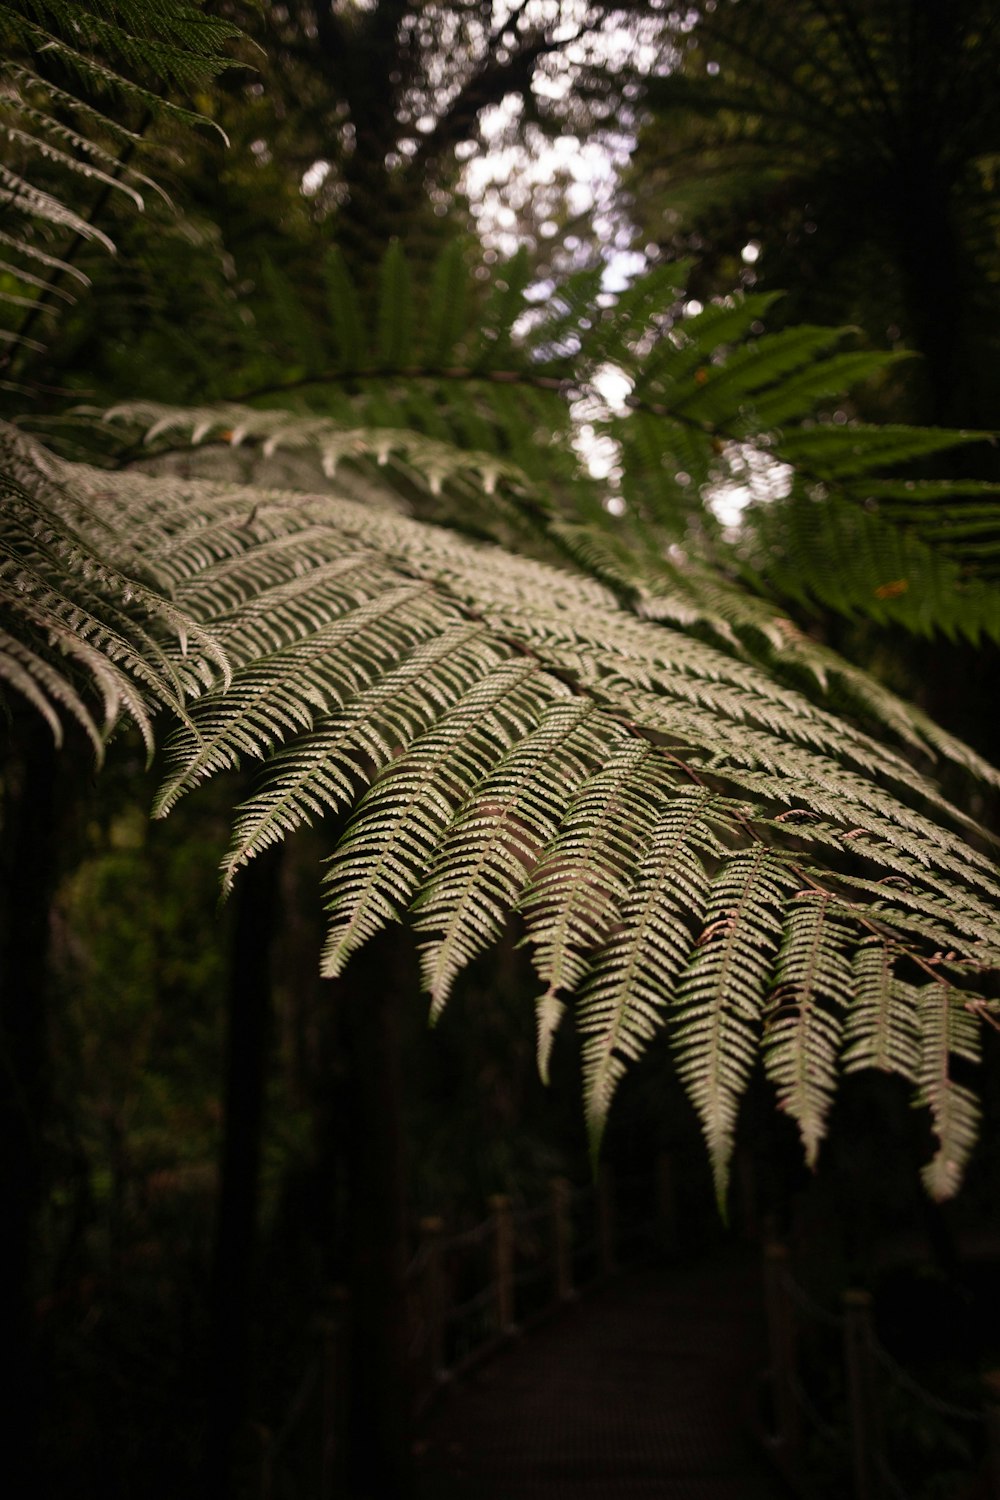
[414,1249,793,1498]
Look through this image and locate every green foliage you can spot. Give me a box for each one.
[0,0,244,374]
[629,0,1000,427]
[600,288,1000,644]
[94,244,1000,654]
[1,0,998,1211]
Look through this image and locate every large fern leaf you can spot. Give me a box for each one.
[5,435,992,1201]
[576,786,726,1139]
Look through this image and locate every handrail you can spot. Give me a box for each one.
[408,1175,616,1406]
[760,1241,999,1500]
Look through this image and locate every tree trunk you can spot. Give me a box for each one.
[0,712,59,1492]
[893,164,992,432]
[338,930,416,1499]
[204,844,280,1499]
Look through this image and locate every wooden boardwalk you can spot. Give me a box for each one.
[414,1250,792,1499]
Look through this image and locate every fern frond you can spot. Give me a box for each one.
[0,225,91,284]
[763,890,856,1167]
[99,248,1000,654]
[1,5,240,127]
[220,623,507,891]
[552,518,1000,787]
[518,741,674,1081]
[89,247,991,630]
[577,786,729,1140]
[0,0,245,381]
[0,117,149,203]
[414,699,613,1016]
[745,486,1000,641]
[823,869,1000,962]
[842,938,921,1079]
[0,162,117,251]
[916,986,982,1201]
[593,290,1000,641]
[6,435,998,1200]
[99,400,527,502]
[321,662,558,976]
[153,581,457,814]
[671,846,799,1204]
[1,61,146,148]
[0,426,227,757]
[0,626,101,749]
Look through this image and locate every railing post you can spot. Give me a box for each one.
[319,1284,350,1500]
[550,1175,573,1302]
[762,1241,799,1457]
[982,1370,1000,1498]
[843,1288,879,1500]
[597,1166,616,1276]
[420,1215,447,1381]
[489,1193,516,1333]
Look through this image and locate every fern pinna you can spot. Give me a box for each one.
[5,424,997,1206]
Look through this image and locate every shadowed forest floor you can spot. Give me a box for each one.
[414,1250,793,1498]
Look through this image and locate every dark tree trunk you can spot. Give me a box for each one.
[0,712,59,1492]
[892,162,996,433]
[338,930,417,1500]
[204,844,281,1499]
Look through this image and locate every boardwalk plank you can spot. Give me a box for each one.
[415,1252,792,1499]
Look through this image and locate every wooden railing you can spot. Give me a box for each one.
[760,1240,1000,1500]
[406,1171,617,1404]
[260,1167,627,1497]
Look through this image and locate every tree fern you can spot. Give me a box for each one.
[413,698,612,1016]
[2,9,998,1205]
[551,517,1000,786]
[0,424,225,754]
[320,661,555,978]
[518,741,675,1082]
[222,624,511,890]
[916,985,982,1200]
[575,786,726,1140]
[99,399,528,511]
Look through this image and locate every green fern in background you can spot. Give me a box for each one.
[93,242,1000,646]
[0,0,243,374]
